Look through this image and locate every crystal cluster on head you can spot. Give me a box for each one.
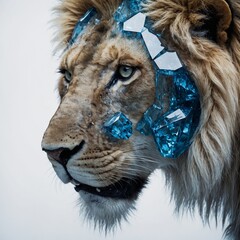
[104,0,201,158]
[70,0,201,158]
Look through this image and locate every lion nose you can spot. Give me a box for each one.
[42,141,85,166]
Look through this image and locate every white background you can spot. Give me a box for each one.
[0,0,224,239]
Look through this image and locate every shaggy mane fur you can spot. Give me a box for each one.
[52,0,121,52]
[52,0,240,238]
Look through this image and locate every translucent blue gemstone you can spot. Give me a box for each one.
[104,112,133,140]
[152,107,195,158]
[136,104,162,135]
[129,0,143,13]
[114,0,143,22]
[114,0,132,22]
[137,67,201,158]
[144,17,155,33]
[122,31,142,40]
[136,118,151,135]
[173,68,199,103]
[69,8,97,45]
[155,68,199,107]
[155,69,176,108]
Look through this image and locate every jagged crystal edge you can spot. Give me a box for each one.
[114,0,144,22]
[103,112,133,140]
[137,68,201,158]
[69,8,98,45]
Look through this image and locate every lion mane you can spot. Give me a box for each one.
[43,0,240,239]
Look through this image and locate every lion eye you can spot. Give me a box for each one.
[118,65,135,80]
[59,68,72,83]
[105,65,138,89]
[64,70,72,83]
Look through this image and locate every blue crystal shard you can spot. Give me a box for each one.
[155,70,175,108]
[69,8,97,45]
[129,0,143,13]
[123,12,146,32]
[137,67,201,158]
[141,29,164,59]
[104,112,133,140]
[136,104,162,135]
[152,107,195,158]
[114,0,144,22]
[173,68,199,102]
[155,52,182,71]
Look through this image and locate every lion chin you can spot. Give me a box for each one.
[43,135,161,230]
[48,153,151,231]
[78,190,137,231]
[74,174,147,230]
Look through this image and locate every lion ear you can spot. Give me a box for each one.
[188,0,232,44]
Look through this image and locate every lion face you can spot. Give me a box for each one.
[42,0,240,234]
[41,18,172,226]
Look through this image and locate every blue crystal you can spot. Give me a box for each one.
[136,104,162,135]
[155,70,175,108]
[104,112,133,140]
[122,31,142,40]
[141,28,164,59]
[69,8,97,45]
[114,0,144,22]
[137,67,201,158]
[154,51,182,71]
[152,107,195,158]
[129,0,143,13]
[155,67,199,107]
[136,118,151,136]
[173,68,199,103]
[123,12,146,33]
[114,0,132,22]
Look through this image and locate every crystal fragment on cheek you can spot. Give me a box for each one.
[103,112,133,140]
[136,104,163,135]
[137,68,201,158]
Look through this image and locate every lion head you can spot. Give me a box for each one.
[42,0,240,238]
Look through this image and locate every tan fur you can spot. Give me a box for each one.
[42,0,240,238]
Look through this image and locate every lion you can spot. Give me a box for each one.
[41,0,240,238]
